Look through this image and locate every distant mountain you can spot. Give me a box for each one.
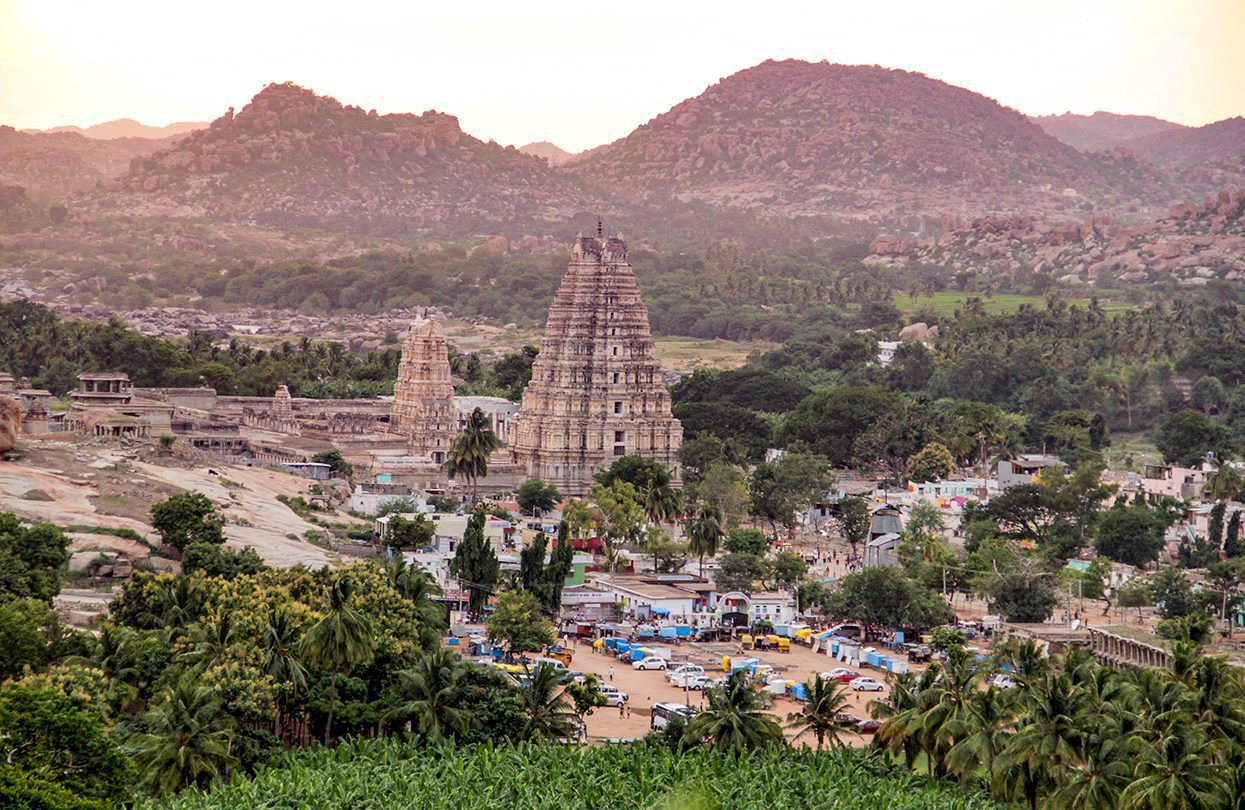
[26,118,207,140]
[1031,112,1186,152]
[567,59,1181,223]
[0,126,177,200]
[519,141,574,165]
[1123,117,1245,169]
[82,82,601,238]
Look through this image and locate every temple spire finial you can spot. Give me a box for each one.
[596,217,603,239]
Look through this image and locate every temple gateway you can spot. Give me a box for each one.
[511,233,682,495]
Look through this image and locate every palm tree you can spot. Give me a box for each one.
[1205,458,1241,502]
[786,675,854,750]
[262,607,308,739]
[1121,723,1232,809]
[300,576,376,745]
[1048,727,1132,810]
[384,557,446,641]
[179,612,237,672]
[944,686,1013,785]
[386,649,473,741]
[516,663,579,741]
[133,678,237,795]
[871,668,934,770]
[684,671,784,753]
[999,673,1089,809]
[443,407,500,500]
[918,649,983,776]
[643,477,682,530]
[685,504,724,577]
[157,576,205,631]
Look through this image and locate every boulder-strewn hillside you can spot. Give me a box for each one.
[0,126,177,200]
[82,83,600,238]
[867,188,1245,286]
[1031,112,1186,152]
[567,59,1183,223]
[1124,117,1245,169]
[519,141,574,165]
[26,118,207,140]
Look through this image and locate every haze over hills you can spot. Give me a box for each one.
[518,141,575,165]
[23,118,207,140]
[0,125,181,201]
[1030,111,1186,152]
[0,59,1242,261]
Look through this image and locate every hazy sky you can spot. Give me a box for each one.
[3,0,1243,152]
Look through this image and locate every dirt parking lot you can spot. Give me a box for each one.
[566,637,900,745]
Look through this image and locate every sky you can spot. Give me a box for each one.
[2,0,1243,152]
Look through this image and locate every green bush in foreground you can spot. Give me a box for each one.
[146,738,998,810]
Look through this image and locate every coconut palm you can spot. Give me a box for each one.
[643,477,682,529]
[918,649,983,776]
[1048,728,1133,810]
[684,671,784,753]
[261,607,308,738]
[1120,723,1232,809]
[998,673,1090,809]
[299,576,375,745]
[386,649,473,741]
[786,675,855,750]
[516,663,578,741]
[871,668,934,770]
[384,557,446,640]
[157,575,206,631]
[443,407,500,499]
[944,686,1013,785]
[179,612,238,672]
[685,504,724,577]
[133,678,237,795]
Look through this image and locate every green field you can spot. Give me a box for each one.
[893,291,1133,316]
[1102,431,1163,473]
[147,739,1000,810]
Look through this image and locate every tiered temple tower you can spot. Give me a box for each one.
[511,233,682,495]
[390,321,457,464]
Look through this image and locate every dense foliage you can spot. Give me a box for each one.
[143,738,999,810]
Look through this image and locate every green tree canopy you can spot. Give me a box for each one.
[150,493,225,552]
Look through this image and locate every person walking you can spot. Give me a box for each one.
[608,666,615,682]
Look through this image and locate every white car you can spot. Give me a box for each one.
[597,684,629,706]
[665,664,705,682]
[849,676,885,692]
[989,673,1017,689]
[633,656,668,671]
[670,672,709,689]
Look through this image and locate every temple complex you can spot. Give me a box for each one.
[511,233,682,495]
[23,231,678,500]
[390,321,457,464]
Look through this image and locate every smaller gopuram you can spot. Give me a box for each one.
[390,321,457,464]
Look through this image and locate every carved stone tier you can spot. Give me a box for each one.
[390,321,457,464]
[512,234,682,495]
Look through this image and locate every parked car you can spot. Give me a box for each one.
[665,664,705,682]
[633,656,668,671]
[856,719,881,734]
[558,670,586,685]
[597,684,628,706]
[822,668,860,683]
[989,673,1017,689]
[850,676,885,692]
[684,675,712,691]
[670,672,709,689]
[529,657,568,672]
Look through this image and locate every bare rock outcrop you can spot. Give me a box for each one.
[0,397,20,454]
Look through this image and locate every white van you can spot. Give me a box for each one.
[650,702,695,730]
[665,663,705,682]
[529,657,568,671]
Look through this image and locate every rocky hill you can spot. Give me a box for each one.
[519,141,574,165]
[26,118,207,140]
[566,59,1185,224]
[867,188,1245,287]
[0,126,177,200]
[1123,117,1245,169]
[80,83,599,239]
[1031,112,1186,152]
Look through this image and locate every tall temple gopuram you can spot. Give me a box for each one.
[511,232,682,495]
[390,321,457,464]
